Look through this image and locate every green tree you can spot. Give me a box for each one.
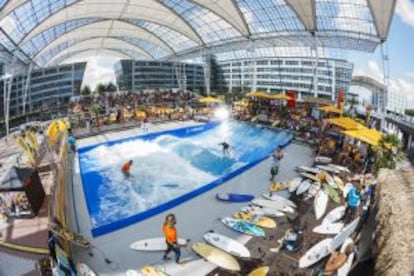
[372,133,405,175]
[81,85,91,95]
[405,109,414,117]
[90,103,101,127]
[106,82,117,92]
[95,83,106,94]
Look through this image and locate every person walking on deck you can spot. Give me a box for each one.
[270,146,284,182]
[162,214,184,263]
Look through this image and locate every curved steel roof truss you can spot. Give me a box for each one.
[29,20,175,61]
[0,0,397,65]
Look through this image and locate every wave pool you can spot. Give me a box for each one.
[78,121,292,236]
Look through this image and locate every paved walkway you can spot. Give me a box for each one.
[0,251,37,276]
[68,121,313,275]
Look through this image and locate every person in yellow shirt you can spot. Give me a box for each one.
[162,214,184,263]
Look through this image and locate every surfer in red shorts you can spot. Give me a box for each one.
[121,160,133,178]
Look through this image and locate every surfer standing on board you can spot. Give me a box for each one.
[121,160,133,178]
[270,146,284,182]
[219,141,230,156]
[163,214,184,263]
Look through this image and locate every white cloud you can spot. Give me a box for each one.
[77,56,119,90]
[353,60,414,109]
[396,0,414,27]
[354,60,384,81]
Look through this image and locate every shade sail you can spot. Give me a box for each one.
[326,117,365,130]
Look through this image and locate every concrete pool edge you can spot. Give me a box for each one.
[77,121,293,237]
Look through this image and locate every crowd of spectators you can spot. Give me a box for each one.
[234,99,375,173]
[68,90,214,129]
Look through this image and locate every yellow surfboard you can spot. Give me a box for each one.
[233,212,276,229]
[140,266,167,276]
[248,266,270,276]
[268,182,287,192]
[333,176,345,191]
[192,242,240,271]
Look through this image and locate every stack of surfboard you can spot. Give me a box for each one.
[299,217,360,268]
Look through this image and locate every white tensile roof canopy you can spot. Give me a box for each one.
[0,0,396,67]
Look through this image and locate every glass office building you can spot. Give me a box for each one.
[214,57,353,101]
[0,62,86,119]
[115,60,204,92]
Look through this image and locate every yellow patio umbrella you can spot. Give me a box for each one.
[269,94,293,101]
[319,105,342,114]
[135,110,146,118]
[342,127,383,146]
[246,91,273,99]
[326,117,365,130]
[198,96,222,103]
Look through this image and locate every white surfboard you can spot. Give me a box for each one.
[307,182,321,198]
[296,180,312,195]
[331,217,360,251]
[329,164,351,173]
[288,177,303,192]
[126,270,142,276]
[298,238,333,268]
[203,232,250,258]
[76,263,97,276]
[338,238,355,276]
[322,206,346,225]
[313,223,344,235]
[296,166,320,174]
[252,198,295,214]
[241,206,285,217]
[343,183,354,198]
[315,156,332,164]
[314,190,329,220]
[261,192,297,208]
[317,165,340,174]
[130,238,187,251]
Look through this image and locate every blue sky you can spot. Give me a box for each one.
[79,0,414,107]
[348,0,414,107]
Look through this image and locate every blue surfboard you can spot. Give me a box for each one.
[216,193,254,202]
